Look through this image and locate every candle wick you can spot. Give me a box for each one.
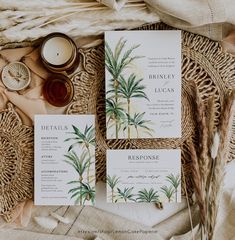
[57,53,59,56]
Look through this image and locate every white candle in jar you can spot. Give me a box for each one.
[42,36,73,66]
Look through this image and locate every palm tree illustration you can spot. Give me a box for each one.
[124,112,154,138]
[160,185,175,202]
[64,150,90,205]
[106,98,126,134]
[136,188,159,203]
[116,187,136,202]
[68,182,95,205]
[105,37,142,139]
[65,124,95,183]
[115,73,149,139]
[166,174,181,202]
[106,175,120,203]
[79,183,95,205]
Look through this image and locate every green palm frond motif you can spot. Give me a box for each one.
[68,182,95,205]
[64,150,91,205]
[116,187,136,202]
[166,174,181,202]
[105,38,142,84]
[107,175,120,189]
[65,124,95,151]
[80,183,95,205]
[160,185,175,202]
[106,99,126,133]
[118,74,148,101]
[118,74,148,139]
[106,175,120,203]
[105,37,143,139]
[64,151,90,178]
[136,188,159,203]
[65,124,95,182]
[124,112,154,138]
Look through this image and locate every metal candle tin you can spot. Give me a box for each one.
[40,32,79,74]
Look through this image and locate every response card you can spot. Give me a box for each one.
[34,115,95,205]
[105,30,181,139]
[106,149,181,203]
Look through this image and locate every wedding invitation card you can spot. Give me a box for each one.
[34,115,95,205]
[106,149,181,203]
[105,30,181,139]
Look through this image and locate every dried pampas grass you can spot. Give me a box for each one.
[210,132,220,160]
[207,96,216,148]
[189,142,206,226]
[208,89,235,240]
[189,87,235,240]
[0,0,160,47]
[194,88,210,182]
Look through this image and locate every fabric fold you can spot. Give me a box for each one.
[145,0,234,41]
[221,29,235,56]
[4,90,47,121]
[0,229,84,240]
[96,0,127,11]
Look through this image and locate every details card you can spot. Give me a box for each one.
[106,149,181,203]
[105,30,181,139]
[34,115,95,205]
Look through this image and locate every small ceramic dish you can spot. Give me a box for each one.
[1,62,31,91]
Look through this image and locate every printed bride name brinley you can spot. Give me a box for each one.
[148,74,175,79]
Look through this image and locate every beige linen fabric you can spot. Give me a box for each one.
[0,230,84,240]
[169,189,235,240]
[0,206,164,240]
[155,206,199,239]
[145,0,235,41]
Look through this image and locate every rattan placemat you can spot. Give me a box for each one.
[0,104,33,222]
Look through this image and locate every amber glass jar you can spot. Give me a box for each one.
[43,74,74,107]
